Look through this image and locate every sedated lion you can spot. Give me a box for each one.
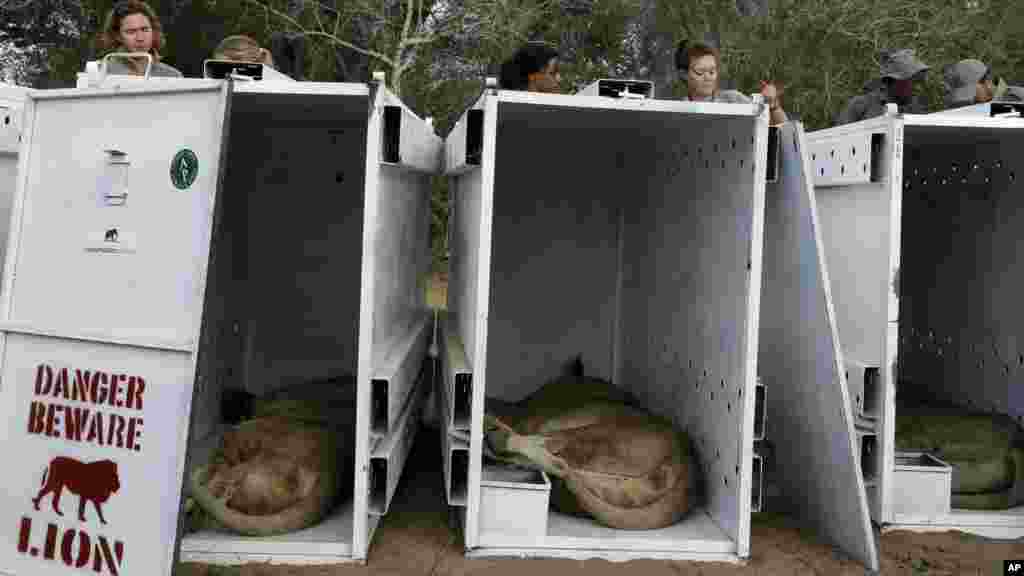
[31,456,121,525]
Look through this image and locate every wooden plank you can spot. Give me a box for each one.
[369,365,425,516]
[759,122,878,571]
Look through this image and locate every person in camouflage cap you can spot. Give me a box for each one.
[835,48,929,125]
[943,58,1024,109]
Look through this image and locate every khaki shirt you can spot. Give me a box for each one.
[105,58,184,78]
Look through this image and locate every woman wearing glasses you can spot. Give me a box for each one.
[96,0,183,78]
[674,42,750,104]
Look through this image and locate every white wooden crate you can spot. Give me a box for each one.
[0,82,28,312]
[439,88,876,568]
[478,465,551,548]
[893,452,952,519]
[808,107,1024,539]
[758,122,878,570]
[0,75,440,575]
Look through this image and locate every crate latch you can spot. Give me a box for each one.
[99,149,129,206]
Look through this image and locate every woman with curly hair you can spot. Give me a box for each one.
[96,0,183,78]
[499,42,561,93]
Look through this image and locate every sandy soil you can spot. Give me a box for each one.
[177,274,1024,575]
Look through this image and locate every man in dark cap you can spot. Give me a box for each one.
[835,48,930,125]
[943,58,1024,109]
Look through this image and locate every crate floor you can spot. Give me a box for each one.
[543,508,733,553]
[890,504,1024,539]
[177,430,1024,575]
[180,501,355,562]
[179,424,356,563]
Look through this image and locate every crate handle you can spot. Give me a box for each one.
[103,52,153,80]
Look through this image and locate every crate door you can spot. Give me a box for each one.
[2,85,229,348]
[758,122,879,571]
[0,84,230,576]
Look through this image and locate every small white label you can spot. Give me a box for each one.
[85,226,137,254]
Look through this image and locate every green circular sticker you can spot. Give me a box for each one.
[170,149,199,190]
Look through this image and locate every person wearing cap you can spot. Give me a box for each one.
[835,48,929,125]
[944,59,1024,109]
[675,41,751,104]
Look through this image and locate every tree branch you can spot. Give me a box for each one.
[243,0,394,65]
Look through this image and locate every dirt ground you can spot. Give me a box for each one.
[176,274,1024,575]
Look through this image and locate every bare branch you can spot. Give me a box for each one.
[243,0,394,65]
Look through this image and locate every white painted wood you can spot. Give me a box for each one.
[47,80,226,100]
[0,83,27,154]
[447,154,485,371]
[880,321,899,522]
[617,107,767,557]
[369,368,425,516]
[496,88,761,118]
[443,91,768,561]
[0,78,439,573]
[440,377,469,507]
[888,504,1024,538]
[442,94,485,176]
[370,313,431,438]
[177,551,359,566]
[370,162,432,371]
[809,131,878,187]
[441,312,472,431]
[844,359,880,424]
[463,94,498,552]
[181,502,355,561]
[758,122,878,571]
[478,467,551,547]
[903,112,1024,129]
[466,549,743,563]
[892,453,951,519]
[485,105,621,401]
[0,83,229,576]
[808,117,901,525]
[810,113,1024,536]
[811,181,891,365]
[4,88,225,349]
[575,79,654,99]
[353,82,440,560]
[0,332,196,576]
[352,82,381,561]
[232,81,369,97]
[0,84,28,315]
[380,90,442,173]
[234,119,366,396]
[474,509,736,556]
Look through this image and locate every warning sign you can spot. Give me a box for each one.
[8,363,144,575]
[0,335,190,576]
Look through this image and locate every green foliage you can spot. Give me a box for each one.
[679,0,1024,130]
[30,0,1024,268]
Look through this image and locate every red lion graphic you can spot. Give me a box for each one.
[31,456,121,525]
